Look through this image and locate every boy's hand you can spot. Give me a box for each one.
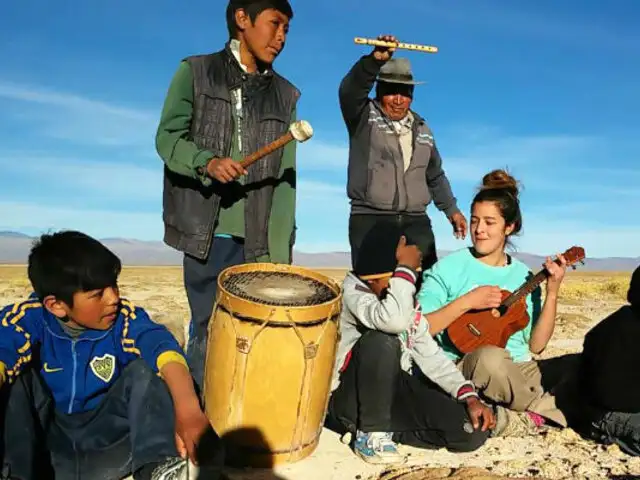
[159,360,213,465]
[396,235,422,271]
[175,409,211,465]
[372,34,397,62]
[465,397,495,431]
[206,157,247,183]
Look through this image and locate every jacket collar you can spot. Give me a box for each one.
[222,40,274,91]
[42,305,115,341]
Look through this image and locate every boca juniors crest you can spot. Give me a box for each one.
[90,354,116,383]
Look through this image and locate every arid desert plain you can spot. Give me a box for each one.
[1,265,638,480]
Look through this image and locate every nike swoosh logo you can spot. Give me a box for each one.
[43,363,63,373]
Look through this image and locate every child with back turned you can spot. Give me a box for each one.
[326,223,494,465]
[0,231,223,480]
[574,265,640,456]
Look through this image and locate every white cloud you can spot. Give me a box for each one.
[428,212,640,259]
[295,179,349,251]
[0,201,163,241]
[297,140,349,172]
[0,82,154,121]
[437,131,596,177]
[0,81,157,147]
[295,129,598,184]
[0,155,162,201]
[297,179,345,198]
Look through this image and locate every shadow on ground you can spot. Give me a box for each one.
[196,425,286,480]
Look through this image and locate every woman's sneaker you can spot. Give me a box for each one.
[353,431,406,465]
[491,406,543,437]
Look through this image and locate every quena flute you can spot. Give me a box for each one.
[354,37,438,54]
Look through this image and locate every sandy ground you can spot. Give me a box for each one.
[1,266,637,480]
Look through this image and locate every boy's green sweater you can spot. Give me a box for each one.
[155,61,297,264]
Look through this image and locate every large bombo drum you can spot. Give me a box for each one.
[203,263,342,467]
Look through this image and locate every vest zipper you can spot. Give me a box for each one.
[205,100,237,258]
[67,339,78,414]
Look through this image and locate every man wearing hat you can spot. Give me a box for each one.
[339,34,467,273]
[155,0,299,393]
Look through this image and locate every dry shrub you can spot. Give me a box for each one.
[556,312,592,327]
[559,276,629,302]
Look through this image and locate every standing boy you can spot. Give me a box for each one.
[155,0,300,391]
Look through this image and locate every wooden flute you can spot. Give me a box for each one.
[354,37,438,54]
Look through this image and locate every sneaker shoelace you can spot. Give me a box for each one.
[369,432,397,453]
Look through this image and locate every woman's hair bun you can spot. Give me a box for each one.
[480,169,520,197]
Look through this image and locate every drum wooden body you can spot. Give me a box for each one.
[203,263,342,467]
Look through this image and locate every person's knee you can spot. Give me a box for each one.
[602,413,640,456]
[122,359,155,385]
[463,346,509,382]
[358,330,401,357]
[456,429,490,452]
[447,425,490,453]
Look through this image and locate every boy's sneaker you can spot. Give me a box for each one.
[143,457,199,480]
[353,430,406,465]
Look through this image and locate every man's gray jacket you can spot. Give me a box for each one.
[339,54,460,217]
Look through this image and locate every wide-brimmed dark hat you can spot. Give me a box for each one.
[377,58,424,86]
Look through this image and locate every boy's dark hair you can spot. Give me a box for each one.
[628,265,640,307]
[27,231,122,307]
[354,222,413,278]
[226,0,294,39]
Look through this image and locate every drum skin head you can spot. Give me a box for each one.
[221,270,337,307]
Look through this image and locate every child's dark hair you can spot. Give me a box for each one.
[628,265,640,307]
[226,0,294,39]
[472,169,523,246]
[27,231,121,307]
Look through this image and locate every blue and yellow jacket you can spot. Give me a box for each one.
[0,296,187,414]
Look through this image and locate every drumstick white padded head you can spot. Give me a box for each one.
[289,120,314,142]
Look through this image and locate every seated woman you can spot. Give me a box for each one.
[416,169,568,436]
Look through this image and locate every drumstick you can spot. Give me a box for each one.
[354,37,438,54]
[239,120,314,169]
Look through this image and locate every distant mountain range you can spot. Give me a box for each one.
[0,231,637,271]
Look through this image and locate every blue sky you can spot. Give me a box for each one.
[0,0,639,258]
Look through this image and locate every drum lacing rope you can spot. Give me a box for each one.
[284,302,339,461]
[223,295,276,430]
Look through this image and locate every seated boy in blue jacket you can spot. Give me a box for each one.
[0,231,222,480]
